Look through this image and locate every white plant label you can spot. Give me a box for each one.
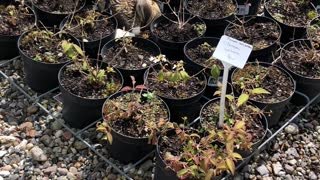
[237,4,250,15]
[115,29,135,39]
[212,35,253,127]
[213,35,253,69]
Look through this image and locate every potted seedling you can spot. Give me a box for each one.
[281,39,320,98]
[0,0,36,60]
[18,29,79,92]
[224,16,281,62]
[96,81,172,163]
[185,0,237,37]
[145,60,207,122]
[231,62,296,127]
[60,5,117,58]
[307,17,320,43]
[32,0,85,26]
[184,37,224,98]
[264,0,319,43]
[154,112,258,180]
[150,0,206,59]
[101,36,161,86]
[59,41,123,128]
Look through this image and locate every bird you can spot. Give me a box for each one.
[109,0,161,31]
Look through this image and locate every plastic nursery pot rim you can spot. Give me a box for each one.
[101,89,171,140]
[150,13,207,44]
[183,36,221,69]
[280,39,320,80]
[59,11,118,43]
[17,30,79,65]
[145,62,207,101]
[185,0,238,21]
[263,0,308,28]
[199,97,269,146]
[231,62,296,105]
[32,0,86,15]
[100,37,161,71]
[224,15,282,51]
[0,3,37,38]
[58,61,124,100]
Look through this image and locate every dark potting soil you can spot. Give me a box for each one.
[147,71,205,99]
[201,101,266,144]
[232,64,294,103]
[153,21,202,42]
[186,44,222,68]
[225,20,280,50]
[187,0,236,19]
[33,0,84,13]
[0,4,34,36]
[60,64,122,99]
[103,42,155,70]
[20,31,69,63]
[282,43,320,79]
[266,0,314,27]
[64,10,115,41]
[103,92,169,138]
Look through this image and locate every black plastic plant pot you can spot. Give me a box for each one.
[32,0,85,27]
[60,11,117,58]
[150,13,206,60]
[231,62,296,127]
[145,62,207,122]
[280,39,320,99]
[101,37,161,86]
[102,90,170,163]
[199,97,268,158]
[185,0,237,38]
[224,15,281,63]
[263,0,309,44]
[154,130,224,180]
[155,0,182,13]
[58,61,123,129]
[0,0,37,60]
[18,30,80,93]
[236,0,261,15]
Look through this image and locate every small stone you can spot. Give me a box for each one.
[51,121,62,130]
[73,141,87,150]
[8,174,19,180]
[55,130,63,138]
[285,123,299,135]
[19,122,33,130]
[57,168,68,175]
[139,160,153,171]
[0,171,10,177]
[62,131,72,141]
[272,162,284,176]
[69,167,77,174]
[44,165,57,174]
[0,151,7,158]
[67,172,76,179]
[107,174,117,180]
[30,146,47,162]
[288,159,297,166]
[40,135,51,146]
[26,143,34,150]
[309,171,317,180]
[27,105,38,114]
[286,148,299,158]
[285,175,293,180]
[256,165,269,176]
[284,164,294,174]
[26,129,36,138]
[1,165,12,171]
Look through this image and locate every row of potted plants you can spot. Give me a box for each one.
[1,0,320,178]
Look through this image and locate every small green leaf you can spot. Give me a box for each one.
[226,158,235,175]
[158,70,164,81]
[210,64,221,81]
[106,132,113,144]
[237,94,249,107]
[177,169,189,177]
[251,88,270,95]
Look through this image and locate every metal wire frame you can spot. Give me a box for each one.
[0,56,319,180]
